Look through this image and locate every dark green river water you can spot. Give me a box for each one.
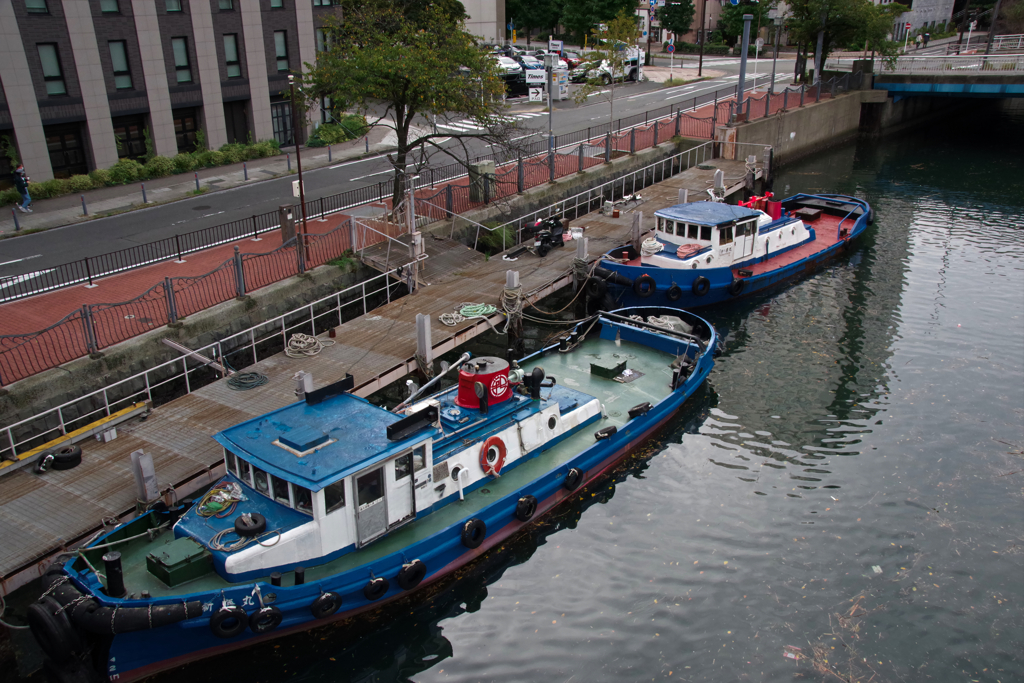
[35,101,1024,683]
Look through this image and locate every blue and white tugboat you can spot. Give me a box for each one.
[28,307,716,683]
[596,193,872,308]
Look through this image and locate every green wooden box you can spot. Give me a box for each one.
[147,537,213,587]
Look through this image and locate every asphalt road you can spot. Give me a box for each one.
[0,56,796,279]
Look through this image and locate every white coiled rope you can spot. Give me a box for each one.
[285,333,336,358]
[641,237,664,256]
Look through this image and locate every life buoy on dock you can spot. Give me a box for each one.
[515,495,538,522]
[209,605,247,639]
[248,606,283,634]
[480,436,507,476]
[633,274,656,298]
[728,278,745,297]
[363,577,390,601]
[310,592,341,619]
[692,276,711,297]
[397,560,427,590]
[461,518,487,549]
[666,284,683,301]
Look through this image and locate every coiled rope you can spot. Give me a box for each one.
[210,528,282,553]
[439,303,498,327]
[285,333,336,358]
[227,372,268,391]
[500,286,524,335]
[641,237,664,256]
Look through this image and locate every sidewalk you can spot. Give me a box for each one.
[0,122,397,238]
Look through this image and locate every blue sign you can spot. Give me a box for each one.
[666,44,675,53]
[507,22,514,30]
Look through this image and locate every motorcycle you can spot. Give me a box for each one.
[530,216,565,257]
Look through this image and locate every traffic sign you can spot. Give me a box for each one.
[666,44,675,53]
[507,22,514,31]
[905,22,911,30]
[756,37,764,48]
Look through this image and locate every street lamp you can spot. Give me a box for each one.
[768,14,783,95]
[697,0,708,78]
[288,74,307,243]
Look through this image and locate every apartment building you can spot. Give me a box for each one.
[0,0,504,183]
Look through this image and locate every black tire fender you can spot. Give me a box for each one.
[728,278,745,297]
[692,276,711,297]
[248,606,283,634]
[50,446,82,471]
[363,577,390,601]
[628,402,653,419]
[234,513,266,537]
[564,467,584,490]
[633,274,656,298]
[396,559,427,591]
[515,495,538,522]
[461,518,487,549]
[666,283,683,301]
[585,277,608,299]
[310,592,342,619]
[27,596,82,664]
[595,426,617,440]
[209,605,247,639]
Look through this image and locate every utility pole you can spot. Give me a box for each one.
[646,4,654,67]
[956,0,973,54]
[769,15,782,95]
[984,0,1003,55]
[698,0,708,77]
[735,14,752,122]
[288,74,307,245]
[813,10,826,85]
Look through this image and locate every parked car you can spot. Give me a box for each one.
[570,55,641,84]
[563,51,583,69]
[516,55,545,70]
[492,55,523,76]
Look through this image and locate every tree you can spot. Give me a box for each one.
[719,0,777,47]
[656,0,696,39]
[302,4,516,206]
[787,0,905,75]
[572,11,642,128]
[561,0,637,46]
[507,0,561,45]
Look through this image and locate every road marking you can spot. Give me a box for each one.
[0,268,55,290]
[199,211,225,219]
[350,169,394,181]
[0,254,41,268]
[329,153,390,170]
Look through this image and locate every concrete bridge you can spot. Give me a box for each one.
[831,54,1024,100]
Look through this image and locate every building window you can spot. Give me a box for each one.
[321,96,334,123]
[173,107,198,152]
[313,0,331,6]
[171,37,192,83]
[271,0,283,7]
[37,44,67,96]
[315,28,332,53]
[109,41,133,89]
[274,31,289,72]
[218,0,233,9]
[223,34,241,78]
[165,0,182,11]
[100,0,120,12]
[25,0,49,13]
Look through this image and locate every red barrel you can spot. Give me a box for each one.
[455,357,511,409]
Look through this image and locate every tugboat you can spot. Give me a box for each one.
[595,193,872,308]
[28,307,716,683]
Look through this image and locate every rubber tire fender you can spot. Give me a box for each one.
[27,596,82,665]
[310,592,342,619]
[666,283,683,302]
[515,495,538,522]
[363,577,390,601]
[692,276,711,297]
[585,277,608,299]
[728,278,745,297]
[234,513,267,537]
[248,606,283,634]
[564,467,584,491]
[209,605,247,639]
[461,518,487,549]
[396,559,427,591]
[633,274,656,298]
[50,446,82,471]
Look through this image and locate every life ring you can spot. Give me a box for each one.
[461,518,487,549]
[310,592,341,619]
[234,513,266,537]
[633,274,656,298]
[666,283,683,302]
[585,277,607,299]
[692,276,711,297]
[728,278,745,297]
[480,436,507,476]
[363,577,390,601]
[26,596,81,664]
[209,605,247,639]
[248,606,283,634]
[564,467,584,491]
[396,559,427,590]
[515,495,538,522]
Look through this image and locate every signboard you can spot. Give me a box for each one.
[507,22,514,31]
[529,88,543,102]
[666,44,675,53]
[905,22,911,30]
[292,180,302,198]
[548,39,563,53]
[756,37,764,48]
[525,71,546,84]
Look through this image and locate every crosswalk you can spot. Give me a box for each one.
[435,111,545,133]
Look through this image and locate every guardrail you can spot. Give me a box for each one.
[992,34,1024,52]
[879,54,1024,73]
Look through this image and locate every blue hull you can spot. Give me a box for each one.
[40,308,716,683]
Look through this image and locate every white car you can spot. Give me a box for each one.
[492,55,523,76]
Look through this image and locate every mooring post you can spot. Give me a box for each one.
[605,132,611,163]
[679,188,689,203]
[629,128,636,155]
[574,236,588,290]
[577,144,584,173]
[631,211,642,254]
[415,313,433,371]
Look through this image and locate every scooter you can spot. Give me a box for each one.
[530,216,565,257]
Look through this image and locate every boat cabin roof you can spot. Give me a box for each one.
[654,202,761,227]
[212,392,437,492]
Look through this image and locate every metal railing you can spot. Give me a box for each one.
[0,260,419,463]
[991,34,1024,52]
[880,54,1024,73]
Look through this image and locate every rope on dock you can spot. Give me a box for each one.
[439,303,498,327]
[285,333,336,358]
[226,372,269,390]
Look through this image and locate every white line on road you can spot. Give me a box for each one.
[329,153,390,170]
[349,169,394,181]
[0,254,41,268]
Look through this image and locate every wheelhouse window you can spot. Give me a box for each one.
[274,31,289,72]
[37,44,67,96]
[688,224,699,240]
[223,34,241,78]
[719,226,733,246]
[109,41,133,90]
[271,474,291,505]
[172,37,192,83]
[700,225,712,242]
[26,0,49,13]
[324,479,346,513]
[252,467,270,496]
[294,486,313,515]
[395,454,412,480]
[225,450,237,474]
[412,445,427,472]
[238,458,251,483]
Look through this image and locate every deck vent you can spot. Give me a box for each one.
[279,428,331,453]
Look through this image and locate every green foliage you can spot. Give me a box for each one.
[1,135,19,167]
[572,11,641,124]
[0,187,21,205]
[28,179,69,199]
[656,0,696,38]
[194,128,207,152]
[561,0,637,45]
[307,115,369,147]
[143,128,156,161]
[145,155,175,178]
[218,143,248,164]
[477,226,516,255]
[718,0,776,46]
[506,0,562,36]
[108,158,145,184]
[196,150,226,167]
[786,0,903,68]
[67,175,94,192]
[172,153,198,173]
[89,168,112,186]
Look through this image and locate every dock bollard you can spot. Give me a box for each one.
[81,194,88,216]
[141,183,147,204]
[294,566,306,585]
[270,572,282,587]
[102,552,127,598]
[12,207,20,231]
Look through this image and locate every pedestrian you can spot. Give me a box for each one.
[923,32,930,48]
[915,33,922,50]
[13,163,32,213]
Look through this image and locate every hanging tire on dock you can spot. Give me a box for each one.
[585,277,608,299]
[35,445,83,474]
[310,592,341,619]
[728,278,745,297]
[564,467,584,491]
[396,560,427,590]
[633,274,656,298]
[363,577,390,601]
[480,436,507,476]
[248,606,283,634]
[461,518,487,549]
[666,283,683,302]
[26,596,82,664]
[515,495,538,522]
[692,276,711,297]
[234,513,266,537]
[209,605,248,639]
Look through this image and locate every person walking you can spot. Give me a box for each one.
[923,32,930,48]
[13,163,32,213]
[915,33,922,50]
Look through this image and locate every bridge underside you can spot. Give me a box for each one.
[875,74,1024,100]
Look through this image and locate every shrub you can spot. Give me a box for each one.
[0,188,21,206]
[145,155,175,178]
[219,143,247,164]
[251,141,277,158]
[108,158,145,184]
[89,168,112,186]
[67,175,94,192]
[172,153,197,173]
[28,179,68,199]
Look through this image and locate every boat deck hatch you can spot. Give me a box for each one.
[590,356,628,379]
[146,537,213,587]
[278,428,332,453]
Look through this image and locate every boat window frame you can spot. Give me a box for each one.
[324,478,346,514]
[252,466,270,497]
[699,225,712,242]
[719,225,733,246]
[687,224,699,240]
[224,449,237,475]
[270,473,292,506]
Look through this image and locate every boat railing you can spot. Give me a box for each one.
[598,310,707,355]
